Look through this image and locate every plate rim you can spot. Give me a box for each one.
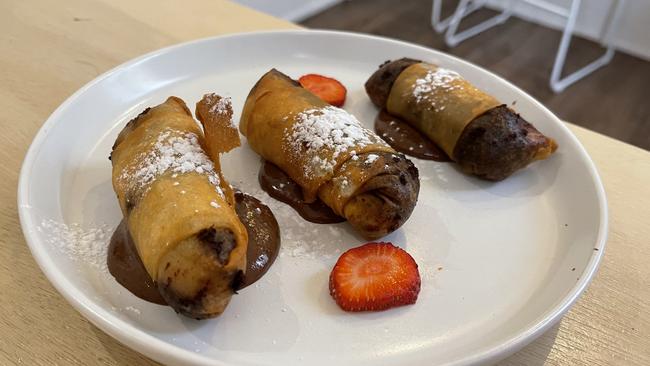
[17,29,608,366]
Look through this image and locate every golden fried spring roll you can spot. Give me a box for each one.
[111,96,247,319]
[366,59,557,180]
[240,69,420,240]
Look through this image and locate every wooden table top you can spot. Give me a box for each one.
[1,0,648,365]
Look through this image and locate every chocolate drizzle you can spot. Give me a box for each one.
[258,160,345,224]
[375,109,450,162]
[107,193,281,304]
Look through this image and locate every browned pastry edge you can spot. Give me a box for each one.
[365,58,421,108]
[453,105,557,181]
[343,152,420,240]
[157,227,241,320]
[109,96,192,160]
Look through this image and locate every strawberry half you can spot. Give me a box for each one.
[298,74,347,107]
[329,242,421,312]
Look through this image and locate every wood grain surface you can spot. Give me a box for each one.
[0,1,648,365]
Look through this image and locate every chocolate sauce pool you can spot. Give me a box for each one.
[108,193,280,304]
[234,191,281,288]
[258,160,345,224]
[108,220,166,304]
[375,109,450,162]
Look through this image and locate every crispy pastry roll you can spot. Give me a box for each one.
[366,58,558,181]
[240,69,420,240]
[111,96,247,319]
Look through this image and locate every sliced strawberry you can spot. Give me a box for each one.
[298,74,347,107]
[329,242,421,312]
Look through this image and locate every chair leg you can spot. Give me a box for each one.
[430,0,624,92]
[444,0,513,47]
[549,0,625,93]
[431,0,484,33]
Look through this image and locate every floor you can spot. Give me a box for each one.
[302,0,650,151]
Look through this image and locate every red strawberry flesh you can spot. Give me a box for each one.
[329,242,421,312]
[299,74,347,107]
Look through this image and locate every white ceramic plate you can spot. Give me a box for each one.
[18,30,607,366]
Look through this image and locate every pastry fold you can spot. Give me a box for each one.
[366,58,557,180]
[241,69,419,240]
[111,96,247,319]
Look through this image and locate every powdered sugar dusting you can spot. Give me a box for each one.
[38,219,110,272]
[208,95,231,115]
[286,106,384,178]
[118,129,223,198]
[364,154,379,164]
[412,68,462,109]
[205,93,236,129]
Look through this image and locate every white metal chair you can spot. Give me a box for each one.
[431,0,626,92]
